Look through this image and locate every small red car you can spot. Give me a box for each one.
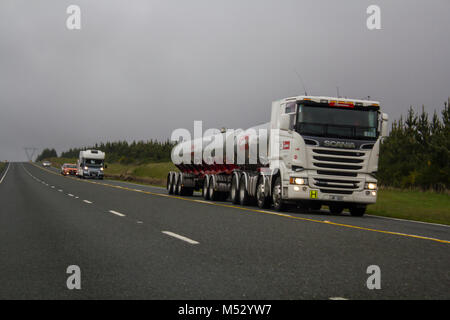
[61,163,77,176]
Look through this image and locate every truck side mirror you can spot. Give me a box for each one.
[104,164,108,169]
[280,114,291,131]
[381,113,389,137]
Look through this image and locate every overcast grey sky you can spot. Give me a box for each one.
[1,0,449,161]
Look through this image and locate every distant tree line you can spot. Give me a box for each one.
[36,148,58,162]
[378,98,450,191]
[59,140,174,164]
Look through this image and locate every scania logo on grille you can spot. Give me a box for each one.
[323,140,356,149]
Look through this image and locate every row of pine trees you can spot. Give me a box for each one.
[59,140,174,164]
[378,99,449,191]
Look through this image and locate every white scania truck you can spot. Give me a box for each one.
[167,96,388,216]
[77,149,105,180]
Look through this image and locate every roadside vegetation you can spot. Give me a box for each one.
[0,162,6,174]
[36,148,57,162]
[379,99,449,191]
[366,189,449,225]
[59,140,173,164]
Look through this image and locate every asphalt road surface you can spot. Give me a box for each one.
[0,162,448,299]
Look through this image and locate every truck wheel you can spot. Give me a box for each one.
[239,176,250,206]
[256,177,270,209]
[174,174,180,195]
[350,206,366,217]
[230,174,239,204]
[272,176,285,211]
[208,176,218,201]
[202,177,210,200]
[329,205,344,214]
[167,173,173,194]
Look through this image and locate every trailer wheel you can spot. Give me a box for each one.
[230,174,239,204]
[177,178,183,195]
[256,177,270,209]
[202,176,210,200]
[208,176,218,201]
[272,176,285,211]
[329,205,344,214]
[350,205,366,217]
[239,176,250,206]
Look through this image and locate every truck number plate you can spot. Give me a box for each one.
[328,195,343,201]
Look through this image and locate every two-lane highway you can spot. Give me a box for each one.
[0,162,448,299]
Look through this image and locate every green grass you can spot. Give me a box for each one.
[130,162,177,179]
[0,162,6,174]
[367,189,450,225]
[103,162,177,186]
[38,158,450,225]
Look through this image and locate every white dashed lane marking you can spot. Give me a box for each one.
[109,210,125,217]
[162,231,199,245]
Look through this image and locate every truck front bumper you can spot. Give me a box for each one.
[83,170,104,178]
[284,184,377,205]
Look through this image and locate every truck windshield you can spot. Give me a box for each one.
[296,105,378,140]
[84,159,103,166]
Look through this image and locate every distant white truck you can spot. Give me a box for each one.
[77,150,105,180]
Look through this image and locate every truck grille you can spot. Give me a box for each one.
[310,148,367,194]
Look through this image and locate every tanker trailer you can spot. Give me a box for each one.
[168,95,389,216]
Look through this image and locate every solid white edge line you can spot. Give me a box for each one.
[0,162,11,184]
[366,214,450,228]
[83,200,92,204]
[109,210,125,217]
[162,231,199,245]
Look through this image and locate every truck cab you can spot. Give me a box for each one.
[77,149,106,180]
[270,96,389,215]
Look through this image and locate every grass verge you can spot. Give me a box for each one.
[367,189,450,225]
[0,162,6,175]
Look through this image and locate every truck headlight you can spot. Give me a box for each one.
[84,166,88,170]
[290,177,307,185]
[100,167,104,171]
[365,182,377,190]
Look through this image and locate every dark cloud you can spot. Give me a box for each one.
[1,0,449,160]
